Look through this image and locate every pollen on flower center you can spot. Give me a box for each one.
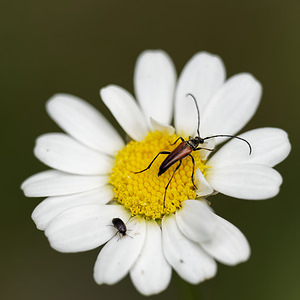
[109,131,209,219]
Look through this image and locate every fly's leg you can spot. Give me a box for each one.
[188,154,197,189]
[134,151,171,174]
[163,160,182,208]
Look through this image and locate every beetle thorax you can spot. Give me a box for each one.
[187,136,204,150]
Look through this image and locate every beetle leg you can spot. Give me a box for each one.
[170,136,185,145]
[134,151,171,174]
[163,160,182,208]
[188,154,197,189]
[195,147,215,151]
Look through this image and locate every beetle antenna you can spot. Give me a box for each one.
[203,134,252,155]
[186,93,201,137]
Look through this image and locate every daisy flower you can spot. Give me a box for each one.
[21,50,291,296]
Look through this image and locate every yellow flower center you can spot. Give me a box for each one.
[109,131,209,219]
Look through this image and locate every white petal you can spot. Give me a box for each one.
[199,137,216,161]
[194,169,214,197]
[21,170,108,197]
[34,133,114,175]
[175,52,226,136]
[176,200,217,243]
[150,117,175,135]
[100,85,149,141]
[201,73,262,141]
[206,164,283,200]
[130,220,172,296]
[45,204,130,252]
[94,217,146,285]
[46,94,124,155]
[162,215,217,284]
[201,215,250,265]
[134,50,176,125]
[208,127,291,168]
[32,187,114,230]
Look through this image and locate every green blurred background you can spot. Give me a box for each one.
[2,0,299,299]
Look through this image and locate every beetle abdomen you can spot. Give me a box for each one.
[158,142,192,176]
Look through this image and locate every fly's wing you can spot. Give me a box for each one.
[158,142,192,176]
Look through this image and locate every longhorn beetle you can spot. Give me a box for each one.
[135,93,252,208]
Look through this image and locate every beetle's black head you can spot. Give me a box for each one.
[194,136,205,144]
[187,136,205,149]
